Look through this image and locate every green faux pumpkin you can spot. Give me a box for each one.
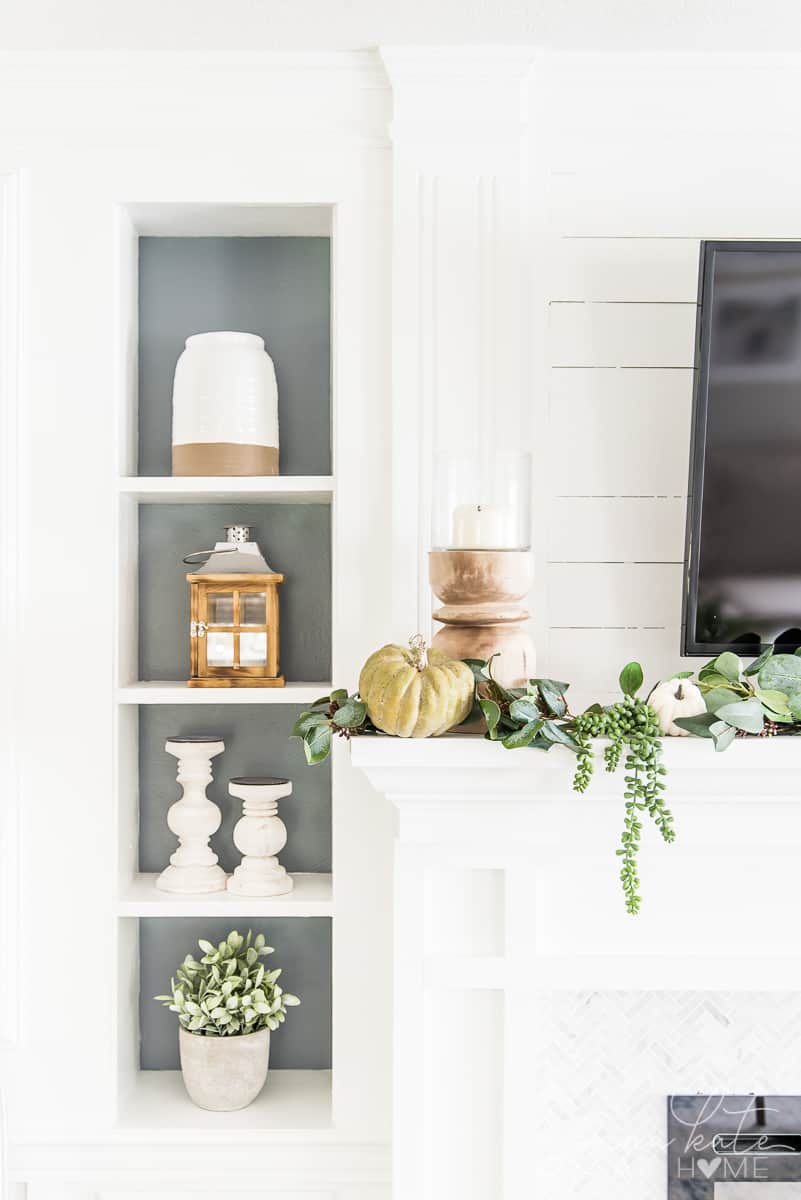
[358,635,474,738]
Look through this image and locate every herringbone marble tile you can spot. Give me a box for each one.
[529,992,801,1199]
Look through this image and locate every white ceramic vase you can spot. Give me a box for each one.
[179,1026,270,1111]
[227,777,294,897]
[171,331,279,476]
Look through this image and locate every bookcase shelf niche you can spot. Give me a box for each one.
[113,201,336,1133]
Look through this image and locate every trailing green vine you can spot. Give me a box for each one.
[471,654,674,914]
[572,692,672,914]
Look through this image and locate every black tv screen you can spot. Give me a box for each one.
[684,241,801,655]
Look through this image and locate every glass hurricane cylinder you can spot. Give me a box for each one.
[431,451,531,551]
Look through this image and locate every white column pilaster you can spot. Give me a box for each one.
[381,47,539,640]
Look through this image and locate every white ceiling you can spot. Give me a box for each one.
[4,0,801,52]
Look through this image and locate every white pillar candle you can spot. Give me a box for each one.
[451,504,516,549]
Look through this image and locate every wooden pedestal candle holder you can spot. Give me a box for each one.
[429,549,536,689]
[227,777,294,897]
[157,736,227,894]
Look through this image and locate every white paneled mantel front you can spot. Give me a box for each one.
[352,735,801,1200]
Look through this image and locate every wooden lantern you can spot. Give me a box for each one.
[186,525,285,688]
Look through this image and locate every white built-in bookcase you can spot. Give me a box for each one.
[109,188,392,1139]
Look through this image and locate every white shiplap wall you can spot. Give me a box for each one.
[537,53,801,708]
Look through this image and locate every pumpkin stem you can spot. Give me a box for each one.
[675,683,684,700]
[408,634,429,671]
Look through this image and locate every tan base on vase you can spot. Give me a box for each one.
[172,442,279,477]
[430,548,536,690]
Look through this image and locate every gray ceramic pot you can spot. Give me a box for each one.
[179,1025,270,1111]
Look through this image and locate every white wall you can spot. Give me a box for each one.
[534,52,801,708]
[3,0,801,51]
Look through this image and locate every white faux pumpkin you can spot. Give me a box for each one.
[648,678,706,736]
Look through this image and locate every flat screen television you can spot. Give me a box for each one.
[684,240,801,655]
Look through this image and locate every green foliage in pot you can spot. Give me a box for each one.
[155,929,300,1037]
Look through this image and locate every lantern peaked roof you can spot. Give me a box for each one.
[195,539,275,574]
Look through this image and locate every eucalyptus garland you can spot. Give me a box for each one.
[292,655,678,914]
[291,641,801,915]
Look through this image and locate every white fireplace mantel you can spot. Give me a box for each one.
[352,733,801,1200]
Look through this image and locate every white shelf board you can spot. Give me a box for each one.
[116,681,330,705]
[118,872,333,917]
[116,1069,332,1135]
[117,475,334,504]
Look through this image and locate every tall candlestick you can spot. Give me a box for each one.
[157,736,227,894]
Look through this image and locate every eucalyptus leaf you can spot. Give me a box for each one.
[670,670,695,679]
[697,672,732,690]
[745,645,774,676]
[713,651,743,682]
[619,661,644,697]
[290,711,328,739]
[540,721,581,753]
[790,693,801,721]
[509,697,541,723]
[528,677,569,693]
[539,681,568,717]
[463,658,490,682]
[756,688,791,716]
[759,653,801,697]
[673,712,718,737]
[332,699,367,729]
[714,696,764,734]
[703,686,739,714]
[502,719,542,749]
[713,724,737,752]
[304,723,333,765]
[480,698,502,738]
[330,688,349,702]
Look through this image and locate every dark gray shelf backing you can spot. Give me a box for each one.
[140,917,331,1070]
[139,704,331,874]
[138,237,331,477]
[138,503,331,682]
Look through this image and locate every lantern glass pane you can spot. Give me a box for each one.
[241,592,267,625]
[206,631,234,666]
[208,593,234,625]
[240,632,267,666]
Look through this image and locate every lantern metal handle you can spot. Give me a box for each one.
[182,547,238,565]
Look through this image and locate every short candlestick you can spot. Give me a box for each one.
[227,777,294,897]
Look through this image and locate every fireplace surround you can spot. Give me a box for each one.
[352,735,801,1199]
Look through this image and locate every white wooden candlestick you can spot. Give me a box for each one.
[227,777,293,897]
[156,736,227,894]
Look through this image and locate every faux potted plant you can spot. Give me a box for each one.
[155,928,300,1111]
